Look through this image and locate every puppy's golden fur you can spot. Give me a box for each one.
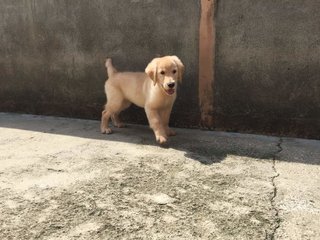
[101,56,184,144]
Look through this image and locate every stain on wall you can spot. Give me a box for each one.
[199,0,215,129]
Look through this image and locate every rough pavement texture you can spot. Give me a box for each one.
[0,113,319,240]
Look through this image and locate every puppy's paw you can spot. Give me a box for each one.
[101,127,113,134]
[156,135,168,145]
[166,128,176,136]
[115,123,126,128]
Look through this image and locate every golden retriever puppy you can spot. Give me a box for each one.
[101,56,184,144]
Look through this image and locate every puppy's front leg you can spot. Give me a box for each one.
[161,108,176,137]
[145,107,168,144]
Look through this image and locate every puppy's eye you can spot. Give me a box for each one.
[160,71,165,75]
[172,70,177,74]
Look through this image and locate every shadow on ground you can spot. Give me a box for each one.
[0,113,319,165]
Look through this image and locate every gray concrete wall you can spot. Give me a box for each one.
[0,0,319,139]
[215,0,320,138]
[0,0,200,126]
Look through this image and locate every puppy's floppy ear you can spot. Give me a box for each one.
[171,55,185,83]
[145,58,159,86]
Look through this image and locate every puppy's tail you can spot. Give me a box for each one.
[105,58,117,77]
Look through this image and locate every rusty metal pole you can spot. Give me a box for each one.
[199,0,215,129]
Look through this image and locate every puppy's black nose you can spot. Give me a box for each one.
[168,82,175,89]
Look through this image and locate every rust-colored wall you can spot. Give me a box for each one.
[199,0,215,129]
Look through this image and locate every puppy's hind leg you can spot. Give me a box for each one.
[101,82,125,134]
[111,100,131,128]
[101,107,113,134]
[101,95,131,134]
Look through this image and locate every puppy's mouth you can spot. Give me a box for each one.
[165,88,175,95]
[160,84,176,96]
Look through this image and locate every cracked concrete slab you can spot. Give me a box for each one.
[0,113,319,240]
[274,138,320,240]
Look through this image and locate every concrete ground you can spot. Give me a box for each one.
[0,113,319,240]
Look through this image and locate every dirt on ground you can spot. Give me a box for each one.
[0,113,319,240]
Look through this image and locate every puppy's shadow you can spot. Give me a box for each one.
[170,134,277,165]
[111,124,278,165]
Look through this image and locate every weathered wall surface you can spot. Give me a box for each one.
[0,0,319,139]
[215,0,320,138]
[0,0,200,126]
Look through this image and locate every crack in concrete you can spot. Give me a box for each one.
[268,137,283,240]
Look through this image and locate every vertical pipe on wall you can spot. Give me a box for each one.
[199,0,215,128]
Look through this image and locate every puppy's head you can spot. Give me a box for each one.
[145,56,184,96]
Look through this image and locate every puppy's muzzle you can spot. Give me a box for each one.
[164,82,176,95]
[167,82,175,89]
